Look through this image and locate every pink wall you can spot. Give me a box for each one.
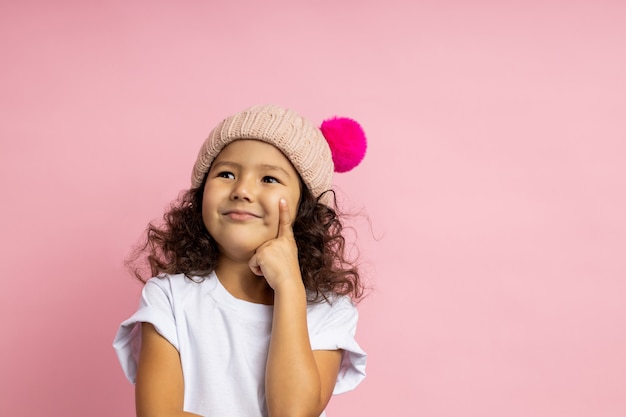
[2,1,625,416]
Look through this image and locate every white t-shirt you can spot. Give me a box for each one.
[113,272,366,417]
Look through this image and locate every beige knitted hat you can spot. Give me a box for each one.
[191,104,367,200]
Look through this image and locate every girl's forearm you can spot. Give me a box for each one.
[265,281,323,417]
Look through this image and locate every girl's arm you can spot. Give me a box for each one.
[135,323,203,417]
[266,283,343,417]
[249,199,343,417]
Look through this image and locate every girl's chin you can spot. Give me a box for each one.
[218,243,263,263]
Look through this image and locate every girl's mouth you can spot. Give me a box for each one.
[223,210,261,221]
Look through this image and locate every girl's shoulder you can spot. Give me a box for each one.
[147,272,215,286]
[306,293,359,325]
[307,292,356,310]
[143,273,218,301]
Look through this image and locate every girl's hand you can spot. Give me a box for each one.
[248,198,302,291]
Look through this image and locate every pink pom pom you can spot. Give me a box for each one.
[320,117,367,173]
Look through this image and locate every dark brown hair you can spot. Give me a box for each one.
[128,176,364,302]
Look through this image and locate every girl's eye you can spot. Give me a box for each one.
[262,176,279,184]
[217,171,235,179]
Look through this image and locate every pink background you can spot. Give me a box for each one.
[1,1,625,416]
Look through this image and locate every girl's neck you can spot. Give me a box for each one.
[215,258,274,305]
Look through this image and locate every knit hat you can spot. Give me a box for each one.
[191,104,367,200]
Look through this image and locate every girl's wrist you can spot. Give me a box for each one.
[272,278,306,298]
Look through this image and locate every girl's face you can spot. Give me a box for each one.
[202,140,301,262]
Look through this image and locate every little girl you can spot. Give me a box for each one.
[113,104,368,417]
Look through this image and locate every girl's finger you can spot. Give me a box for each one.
[248,253,264,276]
[277,198,293,238]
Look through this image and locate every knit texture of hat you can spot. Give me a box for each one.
[192,104,334,199]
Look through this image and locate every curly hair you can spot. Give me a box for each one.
[127,176,364,302]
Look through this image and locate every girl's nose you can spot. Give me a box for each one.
[230,178,254,201]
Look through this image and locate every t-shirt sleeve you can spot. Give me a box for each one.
[112,278,179,384]
[309,297,367,395]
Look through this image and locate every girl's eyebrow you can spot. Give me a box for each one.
[259,164,292,178]
[210,160,238,171]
